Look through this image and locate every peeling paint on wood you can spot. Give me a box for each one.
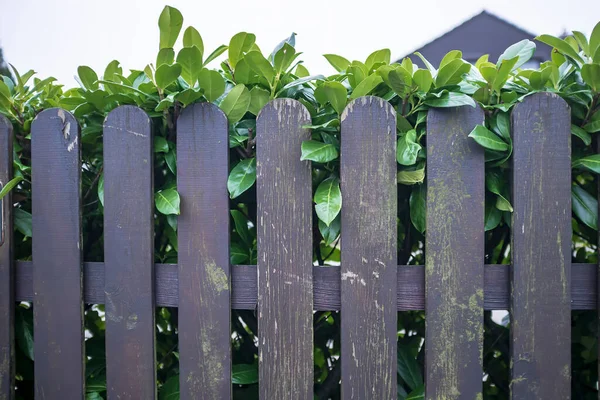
[257,99,313,399]
[177,103,231,399]
[340,96,397,399]
[510,92,571,400]
[31,109,84,398]
[103,106,157,399]
[0,115,14,400]
[425,105,485,400]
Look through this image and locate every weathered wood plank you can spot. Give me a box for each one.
[0,115,14,400]
[31,109,84,398]
[510,92,571,399]
[256,99,313,399]
[177,103,231,399]
[103,106,156,399]
[425,105,485,399]
[13,262,598,310]
[340,96,397,399]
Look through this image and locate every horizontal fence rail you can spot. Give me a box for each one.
[12,262,599,310]
[0,92,590,399]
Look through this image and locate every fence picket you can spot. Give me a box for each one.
[425,105,485,399]
[340,96,397,399]
[0,115,13,400]
[257,99,313,399]
[103,106,156,399]
[510,92,571,399]
[177,103,231,399]
[31,109,84,398]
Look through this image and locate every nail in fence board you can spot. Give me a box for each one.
[0,115,13,400]
[340,96,397,399]
[103,106,156,399]
[31,109,84,398]
[425,105,485,399]
[257,99,313,399]
[510,92,571,399]
[177,103,231,399]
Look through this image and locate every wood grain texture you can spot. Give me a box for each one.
[0,115,13,400]
[13,262,599,309]
[31,109,84,398]
[425,105,485,399]
[177,103,231,399]
[340,96,397,399]
[256,99,313,399]
[103,106,156,399]
[510,92,571,399]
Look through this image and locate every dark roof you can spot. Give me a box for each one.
[399,10,552,67]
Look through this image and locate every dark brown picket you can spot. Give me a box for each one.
[0,115,13,400]
[103,106,156,399]
[510,92,571,399]
[177,103,231,399]
[31,109,84,398]
[425,105,485,399]
[257,99,313,399]
[340,96,397,399]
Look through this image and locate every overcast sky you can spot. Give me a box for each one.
[0,0,598,86]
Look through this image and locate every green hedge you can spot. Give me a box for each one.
[1,5,600,399]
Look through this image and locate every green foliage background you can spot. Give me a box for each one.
[1,6,600,399]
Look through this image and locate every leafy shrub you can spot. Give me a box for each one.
[1,6,599,399]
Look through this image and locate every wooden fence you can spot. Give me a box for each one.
[0,91,590,399]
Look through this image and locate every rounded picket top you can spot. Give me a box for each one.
[256,98,311,133]
[341,95,396,125]
[104,105,151,141]
[177,101,228,129]
[31,108,81,154]
[512,92,570,133]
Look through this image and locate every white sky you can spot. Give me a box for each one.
[0,0,598,87]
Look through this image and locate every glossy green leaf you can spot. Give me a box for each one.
[155,188,181,215]
[0,176,23,200]
[249,86,270,115]
[231,210,252,245]
[349,74,383,99]
[158,375,179,400]
[497,40,536,70]
[423,91,476,108]
[229,32,256,68]
[156,48,175,67]
[397,343,422,390]
[182,26,204,55]
[413,69,433,92]
[314,177,342,226]
[396,130,421,166]
[227,158,256,198]
[154,136,169,153]
[177,46,203,86]
[535,34,585,65]
[572,184,598,230]
[409,184,426,233]
[435,59,470,87]
[571,124,592,146]
[300,140,338,163]
[158,6,184,49]
[581,63,600,92]
[314,81,346,115]
[220,84,251,123]
[14,208,32,237]
[397,167,424,185]
[198,68,225,102]
[468,125,509,151]
[573,154,600,174]
[365,48,391,70]
[78,66,99,90]
[203,45,228,66]
[323,54,350,72]
[232,364,258,385]
[244,51,275,83]
[319,216,340,246]
[155,63,182,90]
